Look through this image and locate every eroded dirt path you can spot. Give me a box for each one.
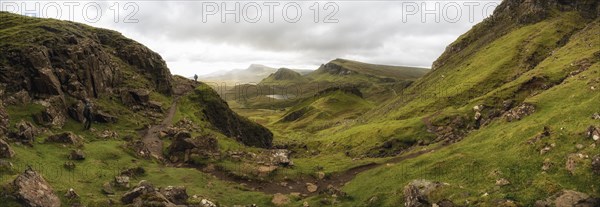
[141,99,178,161]
[195,144,446,196]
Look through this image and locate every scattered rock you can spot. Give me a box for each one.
[69,149,86,160]
[45,132,82,145]
[0,102,9,135]
[114,175,130,188]
[495,178,510,186]
[102,182,115,195]
[0,138,15,158]
[0,160,14,173]
[120,89,150,107]
[306,183,318,193]
[12,168,61,207]
[160,186,188,205]
[592,155,600,175]
[270,149,293,166]
[120,166,146,178]
[542,158,553,171]
[324,184,347,198]
[504,103,536,122]
[565,154,577,174]
[592,113,600,120]
[63,161,76,170]
[257,165,278,177]
[97,130,118,139]
[126,140,151,159]
[586,126,599,141]
[64,188,79,199]
[121,181,155,204]
[271,193,290,206]
[403,179,443,207]
[316,171,325,180]
[200,199,217,207]
[528,126,551,144]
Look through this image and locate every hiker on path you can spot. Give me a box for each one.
[194,74,198,82]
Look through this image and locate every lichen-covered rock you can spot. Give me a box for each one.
[504,103,536,122]
[167,132,219,163]
[12,168,61,207]
[0,138,15,158]
[69,149,86,160]
[121,181,155,204]
[403,179,444,207]
[45,132,82,145]
[11,121,38,146]
[160,186,188,205]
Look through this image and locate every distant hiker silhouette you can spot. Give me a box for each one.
[194,74,198,82]
[83,99,93,130]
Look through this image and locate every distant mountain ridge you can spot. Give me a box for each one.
[200,64,312,84]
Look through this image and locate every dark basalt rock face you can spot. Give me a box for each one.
[190,84,274,148]
[0,12,173,128]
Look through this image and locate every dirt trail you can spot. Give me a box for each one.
[141,99,178,161]
[196,144,446,196]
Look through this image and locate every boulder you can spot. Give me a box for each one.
[403,179,444,207]
[69,149,86,160]
[0,160,14,173]
[64,188,79,199]
[504,103,536,122]
[114,175,130,188]
[306,183,318,193]
[94,110,118,123]
[12,121,38,145]
[495,178,510,186]
[63,161,76,170]
[270,149,293,166]
[272,193,290,206]
[160,186,188,205]
[101,182,115,195]
[586,126,599,141]
[121,181,155,204]
[126,140,151,159]
[167,132,219,163]
[257,165,278,177]
[12,168,61,207]
[45,132,82,145]
[553,190,596,207]
[132,191,175,207]
[200,199,217,207]
[0,139,15,158]
[120,166,146,178]
[33,97,67,129]
[120,89,150,106]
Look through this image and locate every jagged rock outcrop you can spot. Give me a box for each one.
[189,84,273,148]
[0,12,173,132]
[12,168,61,207]
[167,132,219,163]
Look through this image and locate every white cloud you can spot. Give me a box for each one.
[1,0,500,76]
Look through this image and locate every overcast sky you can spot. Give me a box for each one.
[2,1,501,76]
